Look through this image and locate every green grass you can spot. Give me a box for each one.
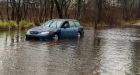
[0,20,34,30]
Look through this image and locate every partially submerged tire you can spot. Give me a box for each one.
[78,32,81,38]
[52,34,59,40]
[78,32,84,38]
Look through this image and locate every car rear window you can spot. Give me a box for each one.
[69,21,76,27]
[74,21,80,27]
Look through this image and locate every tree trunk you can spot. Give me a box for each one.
[76,0,82,20]
[50,0,54,19]
[7,0,10,20]
[53,0,63,18]
[94,0,103,29]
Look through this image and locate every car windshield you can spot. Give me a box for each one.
[42,20,63,28]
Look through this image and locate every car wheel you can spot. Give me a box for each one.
[78,32,81,38]
[78,32,84,38]
[52,34,59,40]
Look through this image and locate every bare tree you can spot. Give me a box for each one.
[50,0,54,19]
[94,0,103,28]
[53,0,63,18]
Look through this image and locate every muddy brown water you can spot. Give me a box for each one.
[0,27,140,75]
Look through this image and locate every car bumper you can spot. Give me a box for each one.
[26,34,52,40]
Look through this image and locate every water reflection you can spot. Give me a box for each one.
[96,28,140,75]
[0,28,139,75]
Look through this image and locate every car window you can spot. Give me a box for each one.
[61,21,70,28]
[49,21,63,28]
[56,21,63,28]
[74,21,80,27]
[69,21,76,27]
[49,21,57,28]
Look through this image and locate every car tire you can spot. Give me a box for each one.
[52,34,59,40]
[78,32,84,38]
[78,32,82,38]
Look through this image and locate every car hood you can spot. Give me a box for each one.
[28,26,57,32]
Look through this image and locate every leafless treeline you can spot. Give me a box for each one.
[0,0,140,25]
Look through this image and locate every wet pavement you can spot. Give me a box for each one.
[0,27,140,75]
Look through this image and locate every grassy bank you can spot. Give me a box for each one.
[0,20,34,30]
[0,19,140,31]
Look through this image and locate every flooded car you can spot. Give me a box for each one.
[26,19,84,40]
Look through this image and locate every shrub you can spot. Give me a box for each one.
[19,20,34,29]
[7,21,17,29]
[0,20,17,29]
[0,20,4,28]
[0,20,34,30]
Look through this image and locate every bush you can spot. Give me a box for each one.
[19,20,34,29]
[0,20,34,30]
[0,20,4,28]
[7,21,17,29]
[0,20,17,29]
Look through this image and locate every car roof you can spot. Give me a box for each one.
[50,19,79,22]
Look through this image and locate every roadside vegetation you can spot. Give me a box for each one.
[0,20,34,30]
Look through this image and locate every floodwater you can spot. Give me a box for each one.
[0,27,140,75]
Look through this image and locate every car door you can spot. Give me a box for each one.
[60,21,78,38]
[68,21,78,37]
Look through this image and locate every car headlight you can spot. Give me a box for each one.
[40,32,49,35]
[26,31,30,35]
